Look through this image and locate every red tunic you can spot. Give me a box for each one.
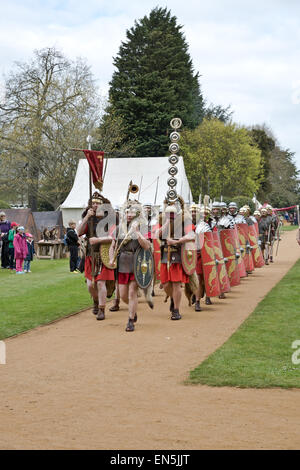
[117,230,152,285]
[118,272,135,285]
[160,263,190,284]
[83,223,115,282]
[85,256,115,282]
[160,223,194,284]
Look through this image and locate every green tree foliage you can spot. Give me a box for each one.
[248,127,275,200]
[204,104,233,123]
[180,119,262,201]
[267,146,300,207]
[0,200,11,209]
[94,108,136,157]
[0,47,99,210]
[108,7,205,157]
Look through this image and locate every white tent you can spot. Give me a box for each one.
[60,157,193,225]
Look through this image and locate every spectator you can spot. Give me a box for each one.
[66,220,79,273]
[294,212,298,226]
[24,233,35,273]
[13,226,28,274]
[289,213,294,225]
[8,222,19,270]
[284,211,289,222]
[0,211,11,268]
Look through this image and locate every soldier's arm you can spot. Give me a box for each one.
[89,236,112,246]
[109,239,116,263]
[77,209,94,236]
[136,231,151,250]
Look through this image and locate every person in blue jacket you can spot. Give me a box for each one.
[24,233,35,273]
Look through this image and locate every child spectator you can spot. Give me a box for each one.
[8,222,19,270]
[66,220,79,273]
[24,233,35,273]
[13,226,28,274]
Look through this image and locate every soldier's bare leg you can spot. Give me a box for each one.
[87,279,99,315]
[95,280,107,320]
[169,282,182,320]
[110,281,120,311]
[195,274,202,311]
[119,283,129,304]
[128,280,138,321]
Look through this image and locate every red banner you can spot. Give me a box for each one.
[273,205,297,211]
[82,150,104,190]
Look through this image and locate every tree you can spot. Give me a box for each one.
[93,107,136,157]
[108,7,205,157]
[180,118,262,201]
[0,47,99,210]
[248,126,275,200]
[267,146,300,207]
[204,103,233,123]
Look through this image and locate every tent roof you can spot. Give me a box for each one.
[0,208,32,226]
[61,157,192,209]
[32,211,63,231]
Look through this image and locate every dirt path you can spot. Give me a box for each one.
[0,230,299,450]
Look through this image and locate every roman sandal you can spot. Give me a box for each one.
[92,300,99,315]
[125,318,135,332]
[109,299,120,312]
[171,309,181,320]
[96,307,105,321]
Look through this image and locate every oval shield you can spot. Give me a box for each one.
[181,241,197,275]
[134,247,154,289]
[100,242,116,269]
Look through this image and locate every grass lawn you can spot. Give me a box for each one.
[281,225,298,231]
[0,259,91,339]
[189,259,300,389]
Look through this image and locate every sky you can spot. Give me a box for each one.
[0,0,299,167]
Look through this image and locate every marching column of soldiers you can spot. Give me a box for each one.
[77,189,281,332]
[78,119,281,332]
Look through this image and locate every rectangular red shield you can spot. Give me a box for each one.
[201,232,221,297]
[212,232,231,293]
[220,229,241,287]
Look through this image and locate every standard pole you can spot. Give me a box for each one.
[87,135,92,200]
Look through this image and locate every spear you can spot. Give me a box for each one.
[154,177,159,205]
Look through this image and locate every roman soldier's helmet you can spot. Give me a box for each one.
[123,199,143,217]
[244,205,251,215]
[228,201,238,213]
[219,202,227,213]
[266,204,273,214]
[239,206,247,215]
[164,196,184,214]
[261,208,268,215]
[253,210,261,217]
[199,195,211,221]
[190,202,200,213]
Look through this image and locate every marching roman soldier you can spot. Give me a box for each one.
[109,196,152,332]
[266,205,278,263]
[243,205,255,226]
[157,197,195,320]
[194,205,214,308]
[228,202,247,224]
[258,207,269,264]
[211,201,221,231]
[218,202,235,230]
[77,192,116,321]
